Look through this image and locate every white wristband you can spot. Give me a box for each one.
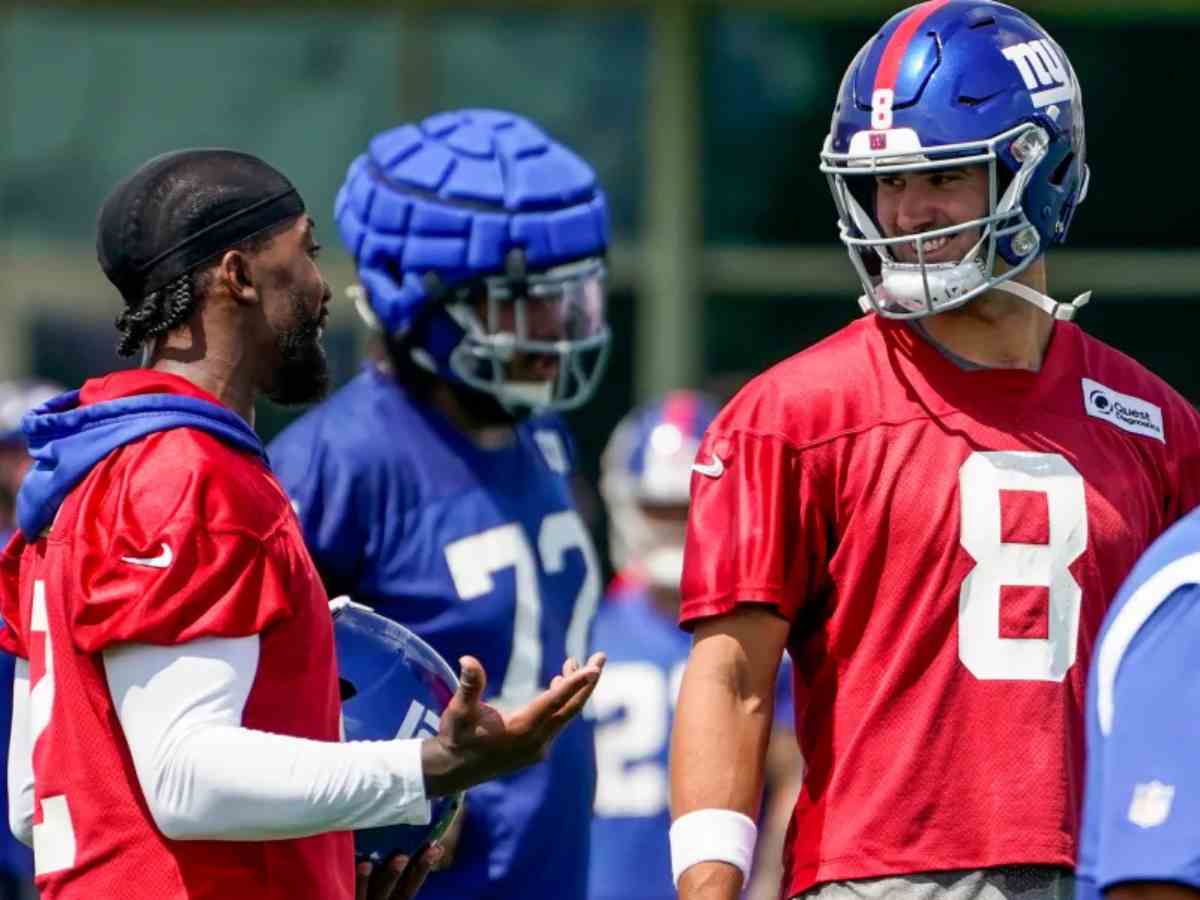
[669,808,758,888]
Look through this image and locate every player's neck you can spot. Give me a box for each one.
[147,320,259,428]
[426,381,517,449]
[920,262,1054,371]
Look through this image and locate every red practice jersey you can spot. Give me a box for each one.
[0,371,353,900]
[680,316,1200,897]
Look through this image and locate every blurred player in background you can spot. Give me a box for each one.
[0,380,59,900]
[668,3,1200,899]
[0,382,63,546]
[270,109,611,900]
[1078,507,1200,900]
[0,148,603,900]
[588,391,802,900]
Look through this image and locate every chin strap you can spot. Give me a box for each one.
[994,280,1092,321]
[858,282,1093,321]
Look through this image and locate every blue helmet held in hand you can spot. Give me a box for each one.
[331,597,463,861]
[336,109,611,415]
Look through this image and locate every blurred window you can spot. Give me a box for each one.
[702,13,1199,248]
[0,9,405,241]
[413,10,647,237]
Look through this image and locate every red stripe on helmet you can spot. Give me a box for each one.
[874,0,953,93]
[660,390,698,435]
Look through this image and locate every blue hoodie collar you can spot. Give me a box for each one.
[17,389,266,538]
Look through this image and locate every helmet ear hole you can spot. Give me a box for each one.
[862,248,883,279]
[1049,152,1075,187]
[339,677,358,701]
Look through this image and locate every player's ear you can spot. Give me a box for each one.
[216,249,259,305]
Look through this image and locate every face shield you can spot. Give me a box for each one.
[445,256,610,413]
[820,123,1055,319]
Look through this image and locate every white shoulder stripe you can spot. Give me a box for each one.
[1096,552,1200,736]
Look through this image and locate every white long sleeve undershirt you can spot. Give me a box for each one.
[6,635,431,843]
[8,659,34,848]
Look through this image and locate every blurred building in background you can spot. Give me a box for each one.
[2,0,1199,542]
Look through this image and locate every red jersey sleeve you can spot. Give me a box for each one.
[0,533,28,658]
[680,427,832,627]
[72,526,296,652]
[63,429,301,653]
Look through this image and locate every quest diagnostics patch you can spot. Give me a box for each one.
[1082,378,1165,444]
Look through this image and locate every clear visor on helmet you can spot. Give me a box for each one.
[448,256,611,413]
[819,123,1050,318]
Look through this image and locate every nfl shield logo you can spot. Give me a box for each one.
[1127,780,1175,829]
[534,429,570,474]
[869,132,887,150]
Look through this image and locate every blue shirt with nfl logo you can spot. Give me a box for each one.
[1078,505,1200,899]
[269,365,600,900]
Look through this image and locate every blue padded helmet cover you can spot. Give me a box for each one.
[335,109,610,341]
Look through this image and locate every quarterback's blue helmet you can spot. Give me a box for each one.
[600,391,720,588]
[331,597,463,862]
[820,0,1090,320]
[336,109,610,414]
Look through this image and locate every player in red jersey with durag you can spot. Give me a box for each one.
[669,3,1200,900]
[0,149,604,900]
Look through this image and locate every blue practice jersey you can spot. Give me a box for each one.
[1078,506,1200,899]
[269,367,601,900]
[587,576,793,900]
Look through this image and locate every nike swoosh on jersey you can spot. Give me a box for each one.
[692,455,725,478]
[120,543,173,569]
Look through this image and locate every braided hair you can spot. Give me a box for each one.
[98,148,305,359]
[112,224,285,358]
[114,271,204,358]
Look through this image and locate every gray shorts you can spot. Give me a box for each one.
[795,866,1076,900]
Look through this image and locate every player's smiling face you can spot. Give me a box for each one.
[874,165,989,264]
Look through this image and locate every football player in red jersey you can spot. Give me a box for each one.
[669,3,1200,900]
[0,149,604,900]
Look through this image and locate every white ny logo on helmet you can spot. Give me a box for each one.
[1002,40,1072,109]
[395,700,441,740]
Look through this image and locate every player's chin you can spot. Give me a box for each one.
[268,340,331,406]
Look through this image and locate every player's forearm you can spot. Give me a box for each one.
[150,725,429,841]
[670,620,781,899]
[670,692,772,900]
[104,634,429,842]
[670,666,773,815]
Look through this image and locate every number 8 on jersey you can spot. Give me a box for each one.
[958,451,1086,682]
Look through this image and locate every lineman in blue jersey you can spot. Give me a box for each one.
[269,110,610,900]
[588,392,802,900]
[1078,506,1200,900]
